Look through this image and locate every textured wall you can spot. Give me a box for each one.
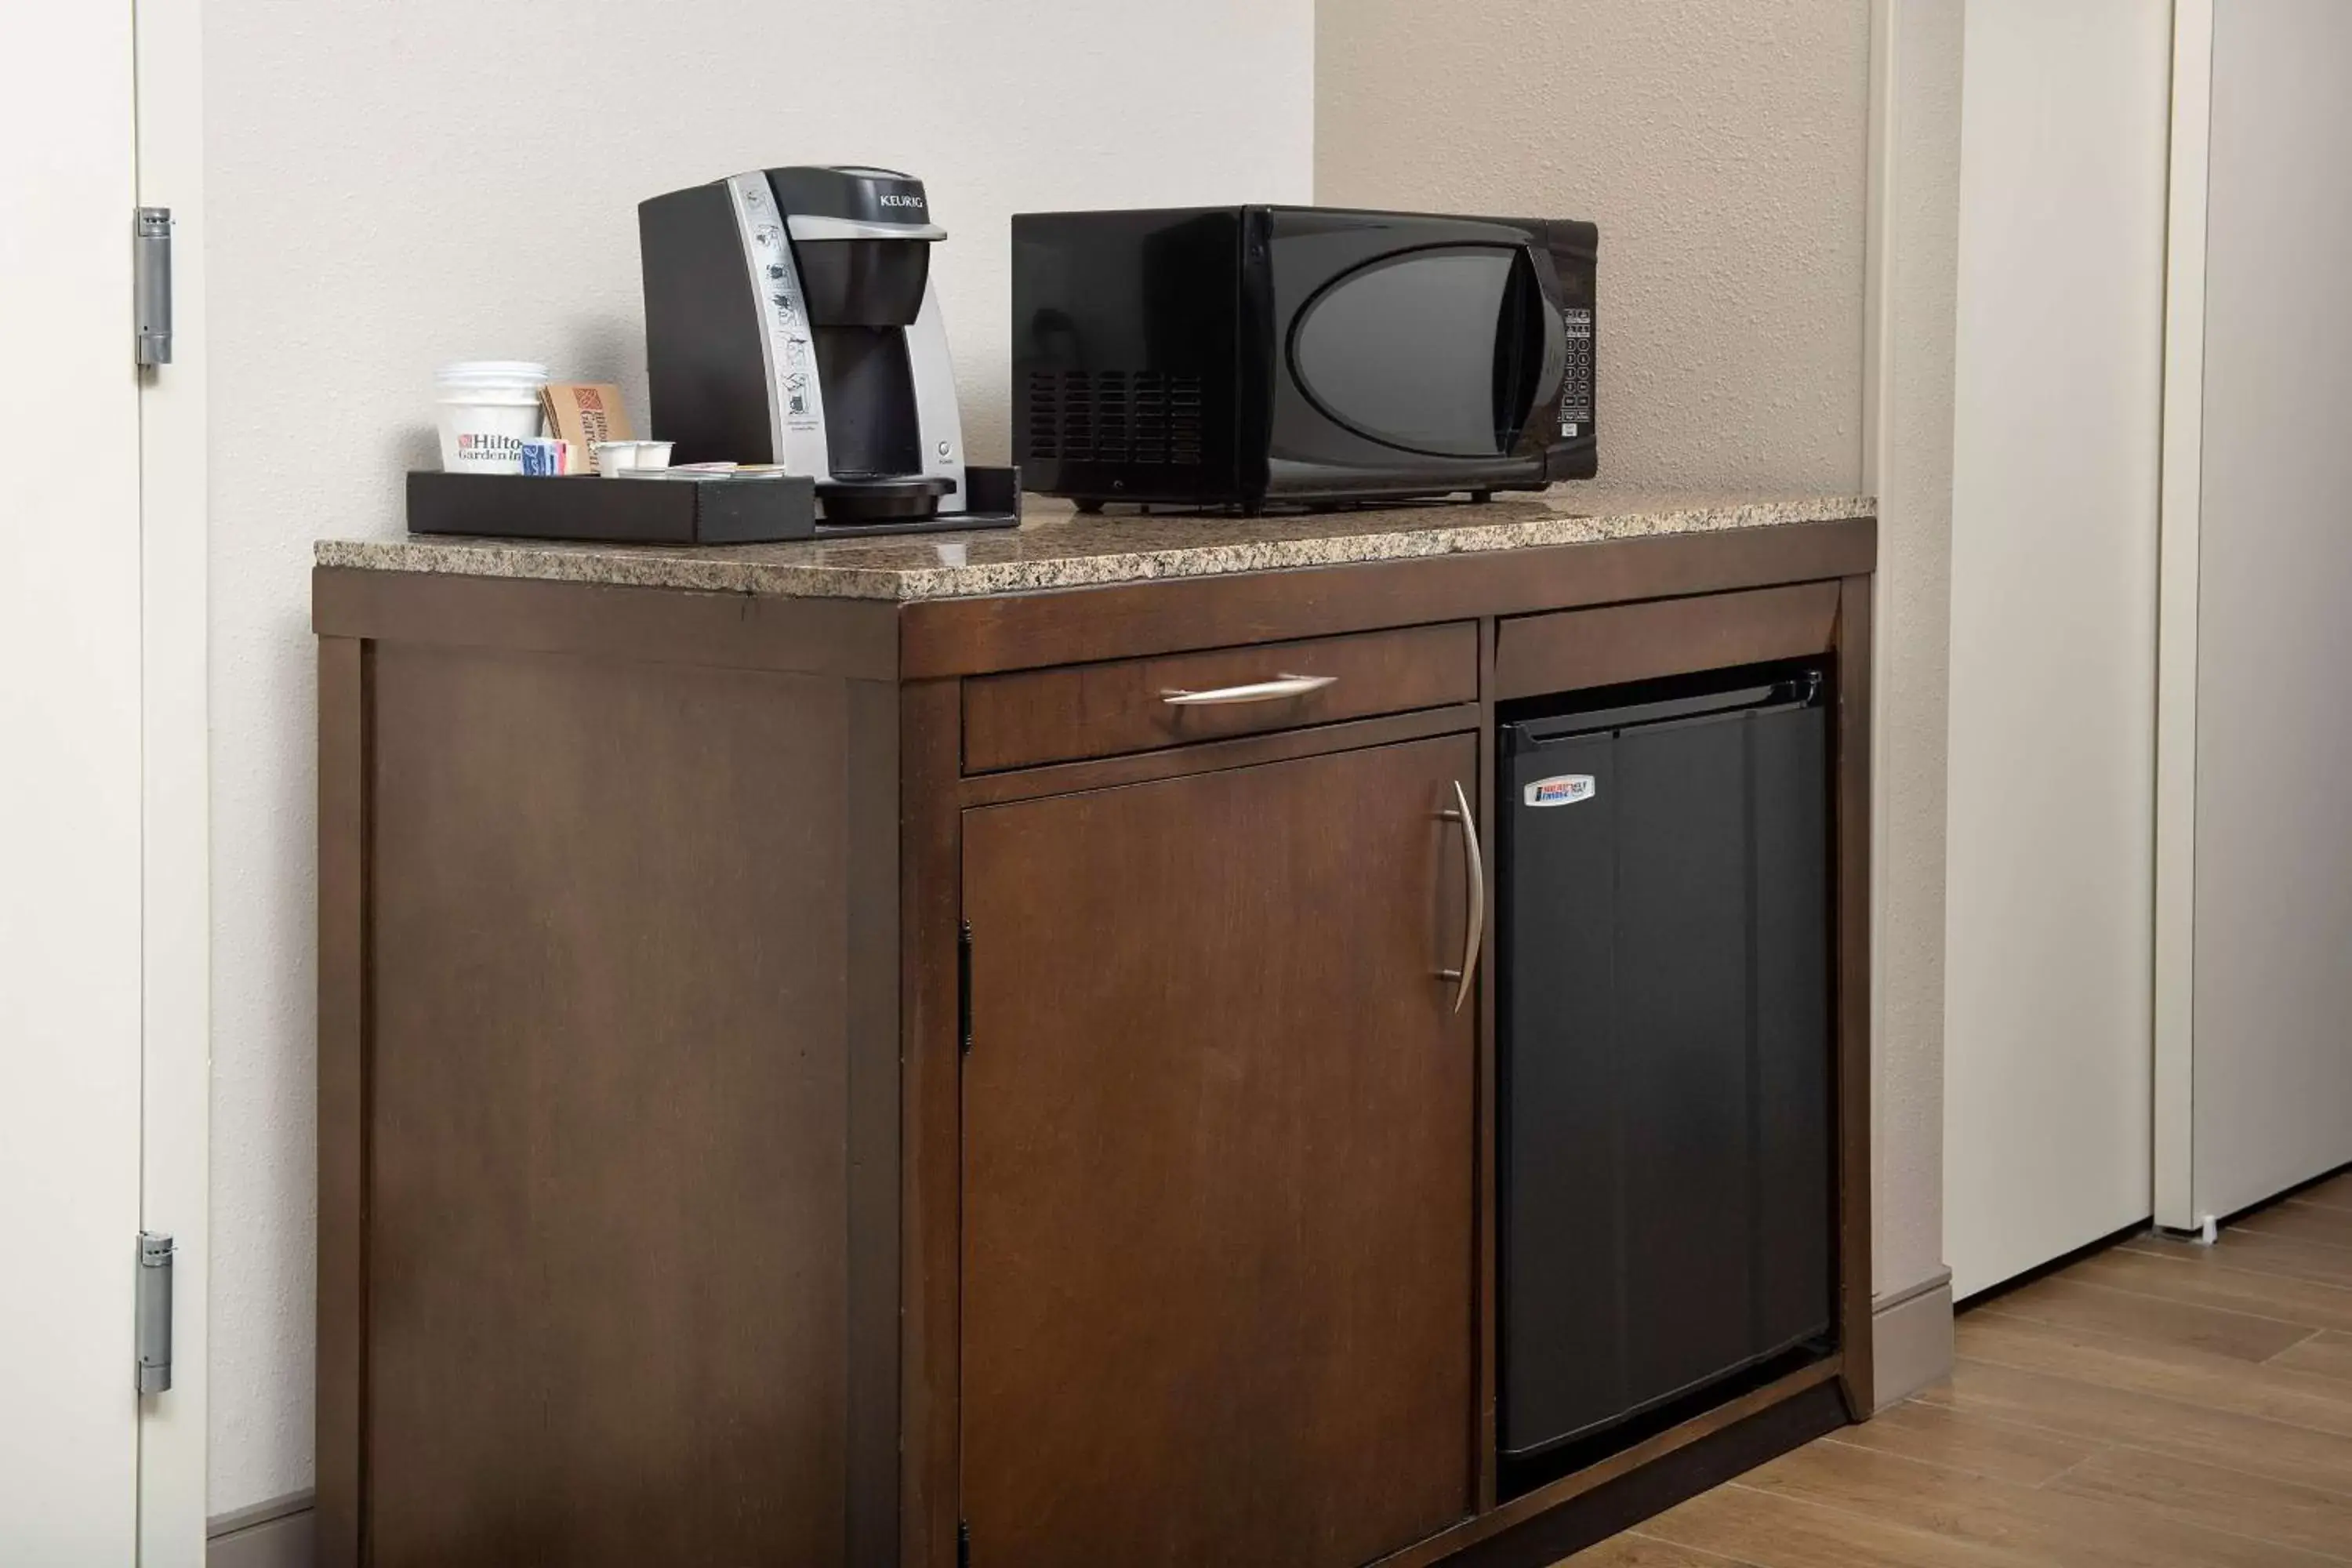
[203,0,1312,1515]
[1870,0,1962,1305]
[1316,1,1956,1303]
[1316,1,1871,492]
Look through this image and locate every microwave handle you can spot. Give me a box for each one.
[1520,243,1570,438]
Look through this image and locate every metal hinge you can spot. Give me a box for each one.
[957,922,974,1054]
[134,207,173,367]
[136,1232,174,1394]
[956,1519,971,1568]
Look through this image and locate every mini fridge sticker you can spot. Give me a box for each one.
[1523,774,1597,808]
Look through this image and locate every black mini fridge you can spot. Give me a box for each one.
[1498,665,1835,1468]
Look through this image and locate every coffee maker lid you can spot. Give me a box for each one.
[764,165,945,242]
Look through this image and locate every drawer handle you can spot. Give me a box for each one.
[1159,673,1338,707]
[1436,780,1483,1014]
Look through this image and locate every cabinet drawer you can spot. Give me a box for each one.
[963,621,1477,774]
[1493,582,1841,700]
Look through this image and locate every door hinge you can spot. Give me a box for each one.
[957,921,974,1054]
[134,207,173,367]
[136,1232,174,1394]
[956,1519,971,1568]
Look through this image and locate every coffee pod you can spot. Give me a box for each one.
[592,441,677,477]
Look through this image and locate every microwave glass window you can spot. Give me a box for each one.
[1291,245,1519,457]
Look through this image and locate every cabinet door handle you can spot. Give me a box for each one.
[1437,779,1484,1014]
[1160,673,1337,706]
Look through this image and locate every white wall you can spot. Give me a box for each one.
[2183,0,2352,1221]
[203,0,1313,1515]
[1942,0,2171,1298]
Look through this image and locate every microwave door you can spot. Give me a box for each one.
[1289,244,1527,458]
[1523,245,1569,448]
[1497,244,1569,454]
[1288,241,1564,461]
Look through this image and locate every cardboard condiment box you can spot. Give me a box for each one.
[539,383,635,466]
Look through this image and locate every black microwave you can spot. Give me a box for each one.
[1012,205,1597,512]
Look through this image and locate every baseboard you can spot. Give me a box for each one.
[194,1284,1956,1564]
[1870,1267,1955,1409]
[209,1490,314,1568]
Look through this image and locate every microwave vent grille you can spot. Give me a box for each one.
[1027,370,1202,467]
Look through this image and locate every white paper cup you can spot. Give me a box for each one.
[435,361,549,474]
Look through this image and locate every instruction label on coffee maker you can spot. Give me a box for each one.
[726,173,830,475]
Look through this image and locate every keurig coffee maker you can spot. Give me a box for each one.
[639,165,1018,529]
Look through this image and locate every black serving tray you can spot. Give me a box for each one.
[406,466,1022,545]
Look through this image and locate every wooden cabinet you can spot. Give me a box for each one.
[960,737,1479,1567]
[960,621,1479,771]
[313,509,1875,1568]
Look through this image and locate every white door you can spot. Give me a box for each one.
[0,3,150,1559]
[2157,0,2352,1227]
[1942,0,2172,1298]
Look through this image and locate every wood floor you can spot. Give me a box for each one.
[1564,1171,2352,1567]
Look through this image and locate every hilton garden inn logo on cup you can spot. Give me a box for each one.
[455,430,526,463]
[1524,774,1596,808]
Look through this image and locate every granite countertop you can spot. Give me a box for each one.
[314,488,1875,603]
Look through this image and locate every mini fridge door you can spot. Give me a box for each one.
[1498,673,1835,1461]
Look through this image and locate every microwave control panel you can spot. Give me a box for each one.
[1558,306,1595,438]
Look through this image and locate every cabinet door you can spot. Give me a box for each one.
[960,735,1479,1568]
